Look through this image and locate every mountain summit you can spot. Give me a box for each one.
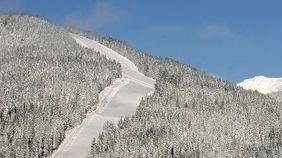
[237,75,282,94]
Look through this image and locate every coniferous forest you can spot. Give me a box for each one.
[0,14,121,157]
[87,34,282,158]
[0,13,281,158]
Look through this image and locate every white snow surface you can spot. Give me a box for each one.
[50,33,155,158]
[69,33,155,89]
[237,75,282,94]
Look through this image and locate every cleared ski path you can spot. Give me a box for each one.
[50,33,155,158]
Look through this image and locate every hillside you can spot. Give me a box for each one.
[50,32,154,157]
[0,14,121,158]
[238,76,282,94]
[84,34,282,157]
[1,13,281,158]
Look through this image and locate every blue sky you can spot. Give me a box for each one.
[1,0,282,83]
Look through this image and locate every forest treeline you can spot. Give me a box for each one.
[85,32,282,157]
[0,14,121,157]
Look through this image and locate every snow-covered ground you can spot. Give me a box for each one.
[50,33,155,158]
[237,75,282,94]
[69,33,155,89]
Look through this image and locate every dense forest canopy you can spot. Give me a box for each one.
[85,32,282,158]
[0,13,281,158]
[0,14,121,157]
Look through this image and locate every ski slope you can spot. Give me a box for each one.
[70,33,155,89]
[238,75,282,94]
[50,33,155,158]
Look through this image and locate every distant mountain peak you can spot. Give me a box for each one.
[237,75,282,94]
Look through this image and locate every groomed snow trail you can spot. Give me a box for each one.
[50,33,155,158]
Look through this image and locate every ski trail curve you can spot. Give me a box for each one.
[50,33,155,158]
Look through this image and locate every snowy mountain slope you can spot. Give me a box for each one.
[237,76,282,94]
[0,14,122,158]
[70,33,155,89]
[51,33,155,158]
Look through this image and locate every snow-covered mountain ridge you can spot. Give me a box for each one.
[237,75,282,94]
